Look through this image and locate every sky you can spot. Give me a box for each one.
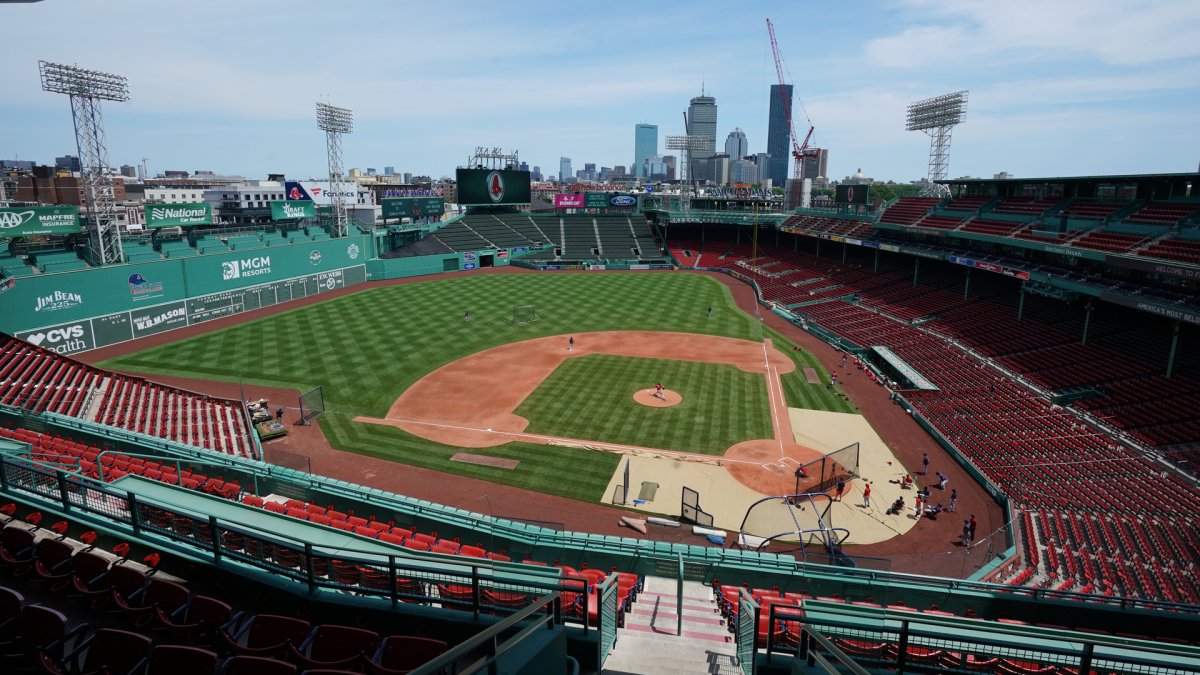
[2,0,1199,183]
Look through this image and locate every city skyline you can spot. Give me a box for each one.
[3,0,1198,183]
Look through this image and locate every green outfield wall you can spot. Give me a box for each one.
[366,246,515,280]
[0,236,370,355]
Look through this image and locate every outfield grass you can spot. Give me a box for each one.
[100,272,845,502]
[516,354,772,454]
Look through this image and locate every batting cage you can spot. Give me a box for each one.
[511,305,539,324]
[737,493,850,564]
[297,385,325,425]
[795,441,860,492]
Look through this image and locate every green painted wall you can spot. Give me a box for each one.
[0,236,370,355]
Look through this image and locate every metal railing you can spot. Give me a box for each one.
[0,453,597,629]
[772,603,1200,675]
[410,590,564,675]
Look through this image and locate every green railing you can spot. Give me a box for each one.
[410,590,564,675]
[597,574,620,666]
[736,588,757,675]
[0,454,597,629]
[8,402,1200,620]
[773,602,1200,674]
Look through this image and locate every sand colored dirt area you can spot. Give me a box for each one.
[633,388,682,407]
[355,331,796,451]
[603,408,915,544]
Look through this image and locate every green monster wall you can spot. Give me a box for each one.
[0,236,370,356]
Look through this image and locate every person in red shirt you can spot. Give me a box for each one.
[862,482,871,507]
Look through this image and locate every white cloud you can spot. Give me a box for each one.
[866,0,1200,68]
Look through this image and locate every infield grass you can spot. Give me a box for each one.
[100,272,845,501]
[516,354,772,454]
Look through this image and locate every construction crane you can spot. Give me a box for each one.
[767,18,817,188]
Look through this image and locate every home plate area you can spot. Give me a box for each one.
[763,456,803,477]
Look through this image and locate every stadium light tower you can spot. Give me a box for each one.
[906,90,968,198]
[315,101,353,237]
[665,117,708,216]
[39,60,130,265]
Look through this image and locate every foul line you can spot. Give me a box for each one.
[760,340,787,459]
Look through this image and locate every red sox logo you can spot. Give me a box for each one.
[487,171,505,203]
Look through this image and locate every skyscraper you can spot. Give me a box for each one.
[633,124,658,179]
[686,93,717,183]
[766,84,793,187]
[724,128,748,162]
[801,148,829,182]
[559,157,573,182]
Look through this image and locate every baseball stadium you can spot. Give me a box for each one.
[3,86,1200,675]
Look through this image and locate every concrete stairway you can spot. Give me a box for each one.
[601,577,741,675]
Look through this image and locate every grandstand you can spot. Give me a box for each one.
[3,394,1200,674]
[663,188,1200,605]
[390,207,666,266]
[0,334,255,458]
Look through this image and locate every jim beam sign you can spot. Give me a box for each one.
[144,203,213,228]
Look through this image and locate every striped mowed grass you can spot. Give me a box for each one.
[101,273,852,501]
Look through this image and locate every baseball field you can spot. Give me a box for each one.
[99,272,854,502]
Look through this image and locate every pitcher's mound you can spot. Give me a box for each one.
[634,388,682,408]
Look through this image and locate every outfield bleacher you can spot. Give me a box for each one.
[495,212,557,244]
[562,218,600,259]
[431,219,492,251]
[594,216,642,257]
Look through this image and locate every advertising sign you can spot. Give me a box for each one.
[270,200,316,221]
[285,180,374,206]
[585,193,610,209]
[0,206,80,237]
[609,195,638,208]
[1100,293,1200,326]
[381,197,445,220]
[836,185,870,205]
[1106,255,1200,281]
[455,169,531,206]
[16,321,96,355]
[555,194,586,208]
[144,203,212,228]
[129,301,189,338]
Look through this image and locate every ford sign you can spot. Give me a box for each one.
[610,195,637,207]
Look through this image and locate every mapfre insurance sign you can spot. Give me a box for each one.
[0,206,80,237]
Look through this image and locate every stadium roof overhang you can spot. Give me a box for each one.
[937,172,1198,200]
